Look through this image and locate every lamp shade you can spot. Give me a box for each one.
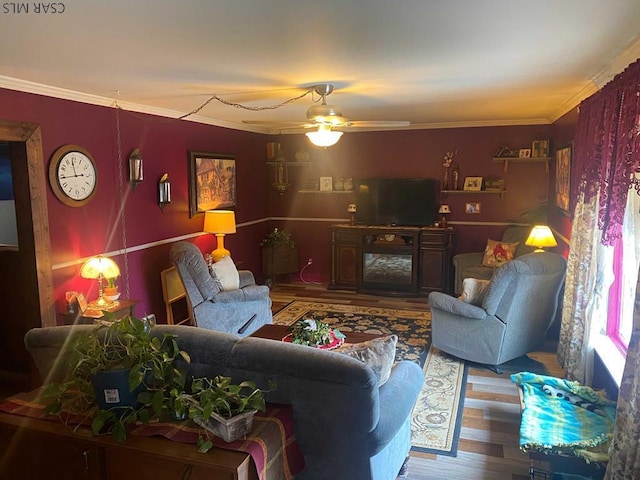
[203,210,236,234]
[306,125,343,147]
[438,204,451,214]
[525,225,557,251]
[80,255,120,280]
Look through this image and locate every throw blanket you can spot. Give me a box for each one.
[511,372,616,463]
[0,390,304,480]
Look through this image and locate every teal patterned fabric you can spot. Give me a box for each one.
[511,372,616,462]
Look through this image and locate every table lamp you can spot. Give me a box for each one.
[203,210,237,262]
[80,255,121,309]
[525,225,557,252]
[347,204,357,225]
[438,204,451,228]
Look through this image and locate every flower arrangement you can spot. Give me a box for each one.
[288,319,345,348]
[443,151,457,168]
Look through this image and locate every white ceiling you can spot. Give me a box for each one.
[2,0,640,133]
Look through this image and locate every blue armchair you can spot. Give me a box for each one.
[170,242,272,337]
[429,252,566,366]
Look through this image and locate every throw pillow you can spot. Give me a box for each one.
[335,334,397,386]
[458,278,491,307]
[211,256,240,291]
[481,239,519,267]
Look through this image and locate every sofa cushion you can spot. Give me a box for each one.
[481,239,519,267]
[458,278,491,306]
[211,256,240,291]
[335,334,397,386]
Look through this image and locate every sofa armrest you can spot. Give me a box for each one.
[212,284,269,303]
[369,360,423,452]
[428,291,487,320]
[238,270,256,288]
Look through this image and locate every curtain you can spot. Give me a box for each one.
[557,191,613,383]
[604,268,640,479]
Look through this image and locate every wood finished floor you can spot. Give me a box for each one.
[269,282,564,480]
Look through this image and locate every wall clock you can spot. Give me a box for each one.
[48,144,97,207]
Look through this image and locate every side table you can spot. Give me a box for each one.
[62,299,139,325]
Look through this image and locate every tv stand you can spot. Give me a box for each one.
[329,225,455,296]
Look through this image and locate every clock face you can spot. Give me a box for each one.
[49,145,98,207]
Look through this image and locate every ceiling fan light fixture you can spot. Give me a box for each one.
[306,125,343,147]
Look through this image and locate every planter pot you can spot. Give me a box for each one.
[92,368,144,411]
[194,409,258,443]
[103,286,120,302]
[261,246,298,276]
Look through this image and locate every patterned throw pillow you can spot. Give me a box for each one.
[458,278,492,307]
[335,335,397,386]
[481,239,519,267]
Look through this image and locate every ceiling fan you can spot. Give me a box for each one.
[243,84,410,147]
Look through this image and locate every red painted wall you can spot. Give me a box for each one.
[2,87,577,323]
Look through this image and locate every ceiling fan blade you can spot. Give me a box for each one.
[242,120,304,126]
[345,120,410,128]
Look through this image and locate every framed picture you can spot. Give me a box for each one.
[463,176,483,191]
[519,148,532,158]
[465,202,481,214]
[532,139,550,158]
[188,151,236,217]
[319,176,333,191]
[555,144,572,214]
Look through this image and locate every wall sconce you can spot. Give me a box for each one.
[158,173,171,211]
[347,204,357,226]
[129,148,143,189]
[438,204,451,228]
[525,225,557,252]
[272,146,289,195]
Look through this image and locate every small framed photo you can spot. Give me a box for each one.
[519,148,532,158]
[463,176,483,191]
[319,176,333,191]
[465,202,481,214]
[532,139,550,158]
[77,292,88,312]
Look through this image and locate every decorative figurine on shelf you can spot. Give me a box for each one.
[442,151,457,190]
[451,163,461,191]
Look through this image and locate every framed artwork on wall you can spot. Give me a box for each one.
[188,151,236,217]
[555,144,572,215]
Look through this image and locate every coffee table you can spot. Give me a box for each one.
[251,324,381,345]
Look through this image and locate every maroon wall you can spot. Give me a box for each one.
[1,88,270,322]
[2,86,577,322]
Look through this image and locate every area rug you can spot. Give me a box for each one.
[272,301,467,456]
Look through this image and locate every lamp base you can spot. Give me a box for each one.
[211,247,231,263]
[88,295,114,310]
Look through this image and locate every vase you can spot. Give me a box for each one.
[442,167,450,190]
[343,177,353,191]
[451,164,460,191]
[334,177,344,191]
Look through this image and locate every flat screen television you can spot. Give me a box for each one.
[354,178,439,227]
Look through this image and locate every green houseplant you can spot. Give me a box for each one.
[43,315,190,442]
[260,228,299,277]
[172,375,272,451]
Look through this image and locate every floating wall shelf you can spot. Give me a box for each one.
[492,157,551,173]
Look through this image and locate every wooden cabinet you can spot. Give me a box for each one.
[0,412,257,480]
[329,225,454,296]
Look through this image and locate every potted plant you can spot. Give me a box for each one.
[104,276,120,301]
[43,315,190,443]
[172,375,272,451]
[260,228,299,277]
[285,318,345,349]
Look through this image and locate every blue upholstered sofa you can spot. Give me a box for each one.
[25,324,424,480]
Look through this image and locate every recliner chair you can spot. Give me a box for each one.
[429,252,566,366]
[170,242,272,337]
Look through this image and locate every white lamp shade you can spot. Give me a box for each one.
[80,255,120,280]
[306,125,343,147]
[203,210,236,234]
[438,204,451,214]
[525,225,557,249]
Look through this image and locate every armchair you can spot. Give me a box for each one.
[452,225,535,294]
[429,252,566,366]
[170,242,272,337]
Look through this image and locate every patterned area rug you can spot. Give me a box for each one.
[272,301,467,456]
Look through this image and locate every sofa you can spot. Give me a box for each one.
[24,324,424,480]
[452,225,535,294]
[170,241,272,336]
[429,252,566,366]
